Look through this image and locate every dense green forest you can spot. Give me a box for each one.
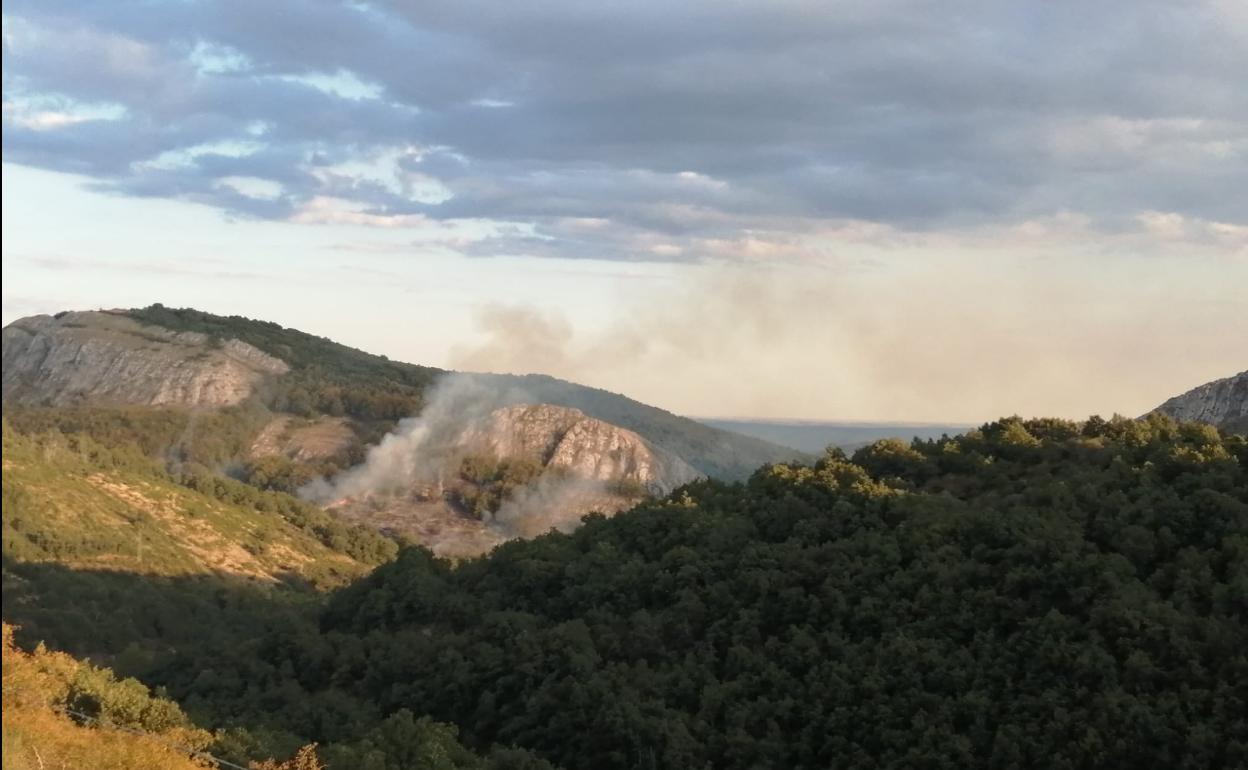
[9,413,1243,768]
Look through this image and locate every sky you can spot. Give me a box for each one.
[2,0,1245,422]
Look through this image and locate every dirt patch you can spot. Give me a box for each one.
[248,416,293,458]
[329,487,638,559]
[331,495,506,559]
[249,416,357,462]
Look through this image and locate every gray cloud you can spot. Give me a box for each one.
[3,0,1245,260]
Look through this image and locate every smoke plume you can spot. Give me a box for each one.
[301,373,523,502]
[300,373,613,540]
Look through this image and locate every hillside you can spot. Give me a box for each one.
[1,305,806,557]
[2,306,805,481]
[2,310,290,408]
[461,372,809,479]
[1151,370,1248,434]
[2,623,216,770]
[320,403,704,557]
[1,425,390,585]
[95,413,1245,769]
[0,421,399,685]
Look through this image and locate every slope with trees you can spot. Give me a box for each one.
[116,413,1246,769]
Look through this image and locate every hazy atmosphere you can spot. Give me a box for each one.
[3,4,1247,769]
[4,0,1245,421]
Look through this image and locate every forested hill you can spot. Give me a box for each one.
[124,305,806,478]
[3,305,803,480]
[143,414,1247,769]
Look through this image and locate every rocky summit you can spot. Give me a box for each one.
[2,310,288,408]
[456,404,702,496]
[1151,370,1248,433]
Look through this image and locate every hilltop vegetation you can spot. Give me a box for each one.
[23,413,1231,769]
[5,307,806,486]
[126,304,440,423]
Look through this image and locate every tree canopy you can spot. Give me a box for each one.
[124,414,1247,769]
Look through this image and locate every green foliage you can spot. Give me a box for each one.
[8,412,1247,768]
[1,423,396,573]
[450,455,549,519]
[3,404,270,468]
[265,414,1239,770]
[176,462,398,566]
[66,661,193,733]
[321,710,489,770]
[244,455,324,495]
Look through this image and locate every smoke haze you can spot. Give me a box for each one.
[450,257,1247,423]
[300,374,524,502]
[300,374,613,540]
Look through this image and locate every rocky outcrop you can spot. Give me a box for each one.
[462,372,809,480]
[1150,371,1248,433]
[456,404,703,495]
[2,310,289,408]
[326,403,704,557]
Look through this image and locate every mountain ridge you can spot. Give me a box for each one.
[1150,370,1247,434]
[1,306,807,481]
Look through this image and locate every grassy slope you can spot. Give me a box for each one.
[2,430,367,587]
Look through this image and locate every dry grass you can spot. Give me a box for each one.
[2,626,211,770]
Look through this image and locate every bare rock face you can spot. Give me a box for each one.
[2,311,289,408]
[457,404,703,495]
[1151,371,1248,433]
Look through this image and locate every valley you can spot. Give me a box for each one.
[5,5,1243,765]
[2,306,1246,769]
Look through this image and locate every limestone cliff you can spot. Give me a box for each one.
[456,404,702,495]
[1150,370,1248,433]
[2,311,288,408]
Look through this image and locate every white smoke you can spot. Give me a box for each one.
[489,474,613,538]
[300,373,526,502]
[300,373,615,540]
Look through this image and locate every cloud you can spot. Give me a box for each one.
[1,0,1245,261]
